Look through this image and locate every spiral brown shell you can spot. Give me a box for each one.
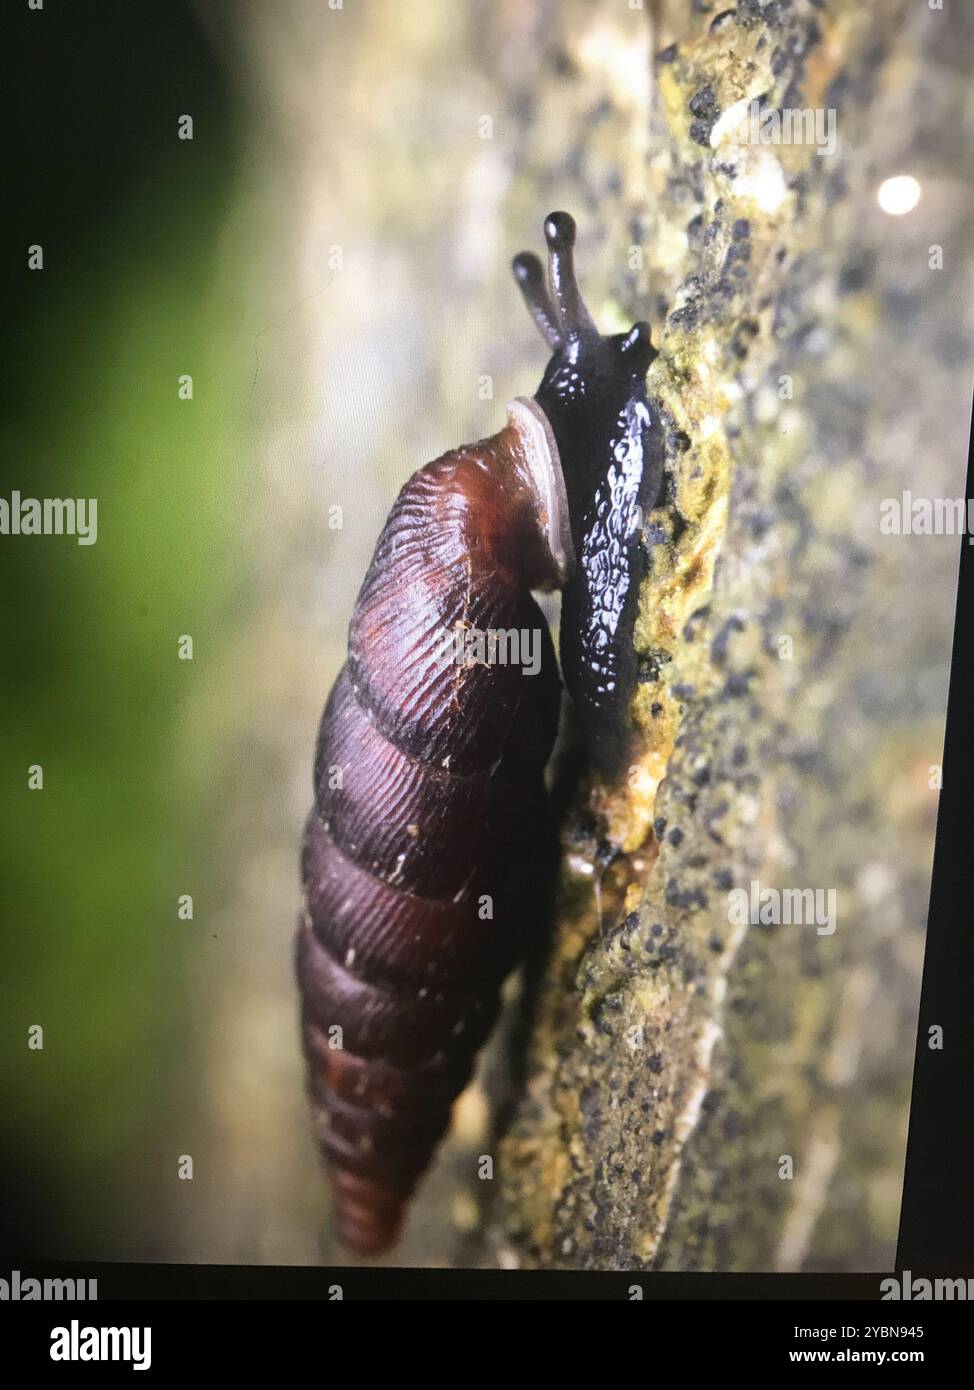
[297,410,564,1255]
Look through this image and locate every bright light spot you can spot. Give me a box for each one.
[738,151,789,214]
[877,175,921,216]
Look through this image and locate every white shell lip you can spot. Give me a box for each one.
[505,396,575,590]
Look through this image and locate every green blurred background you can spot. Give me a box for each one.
[3,1,248,1259]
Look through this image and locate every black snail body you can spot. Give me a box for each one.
[297,212,662,1255]
[516,213,663,776]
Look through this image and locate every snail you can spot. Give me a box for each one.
[297,212,662,1255]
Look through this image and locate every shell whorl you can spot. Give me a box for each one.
[298,410,563,1254]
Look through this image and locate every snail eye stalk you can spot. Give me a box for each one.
[542,210,597,340]
[512,251,563,350]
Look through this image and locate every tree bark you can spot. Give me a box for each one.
[484,0,970,1272]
